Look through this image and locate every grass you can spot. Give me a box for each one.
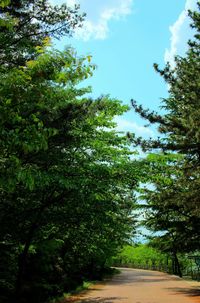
[50,280,96,303]
[51,267,121,303]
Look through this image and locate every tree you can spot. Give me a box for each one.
[0,2,140,301]
[0,0,85,67]
[137,153,200,276]
[131,2,200,161]
[112,244,168,270]
[0,31,139,303]
[130,2,200,262]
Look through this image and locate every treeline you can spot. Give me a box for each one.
[0,1,140,302]
[112,244,197,278]
[112,244,169,270]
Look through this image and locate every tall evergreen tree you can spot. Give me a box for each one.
[131,2,200,261]
[131,2,200,161]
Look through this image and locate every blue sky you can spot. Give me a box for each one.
[52,0,197,138]
[51,0,197,242]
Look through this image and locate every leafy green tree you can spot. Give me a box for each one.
[112,244,168,270]
[0,0,85,67]
[0,37,139,303]
[0,2,140,302]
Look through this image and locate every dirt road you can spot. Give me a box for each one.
[65,268,200,303]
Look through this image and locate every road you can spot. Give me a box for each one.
[65,268,200,303]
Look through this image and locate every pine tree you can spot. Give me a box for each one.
[131,2,200,162]
[132,2,200,260]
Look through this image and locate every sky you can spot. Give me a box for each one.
[52,0,197,138]
[51,0,197,241]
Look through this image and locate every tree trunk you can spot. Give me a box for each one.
[173,251,182,277]
[15,223,37,300]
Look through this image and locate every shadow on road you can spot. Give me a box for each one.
[109,277,180,284]
[75,297,127,303]
[106,269,181,286]
[165,287,200,297]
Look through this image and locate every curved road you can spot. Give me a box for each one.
[65,268,200,303]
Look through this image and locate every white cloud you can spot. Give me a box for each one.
[66,0,134,41]
[51,0,76,6]
[164,0,197,67]
[65,0,77,7]
[114,117,155,138]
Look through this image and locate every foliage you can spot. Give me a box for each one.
[139,153,200,250]
[0,49,139,302]
[131,1,200,275]
[0,2,140,302]
[112,244,168,268]
[0,0,85,67]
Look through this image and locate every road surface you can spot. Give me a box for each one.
[65,268,200,303]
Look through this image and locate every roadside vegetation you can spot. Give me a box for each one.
[112,244,199,279]
[112,244,169,269]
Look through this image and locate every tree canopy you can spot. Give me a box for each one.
[131,2,200,275]
[0,1,140,302]
[0,0,85,67]
[132,3,200,160]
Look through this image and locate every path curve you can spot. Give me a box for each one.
[65,268,200,303]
